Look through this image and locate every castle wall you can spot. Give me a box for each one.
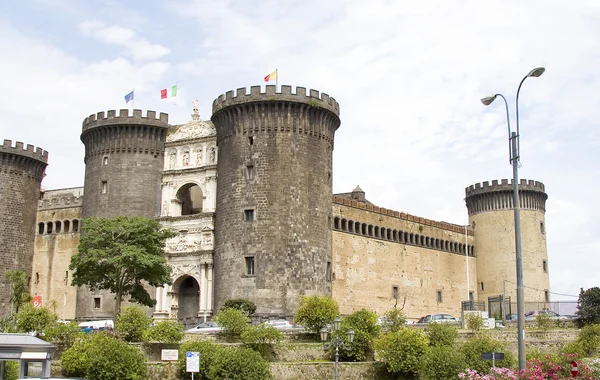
[32,188,83,319]
[77,110,169,319]
[466,179,550,305]
[211,86,340,316]
[0,139,48,317]
[332,201,476,320]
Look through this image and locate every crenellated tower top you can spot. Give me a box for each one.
[465,179,548,216]
[1,139,48,163]
[212,85,340,116]
[0,139,48,180]
[82,109,169,132]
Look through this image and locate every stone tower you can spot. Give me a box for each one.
[465,179,550,304]
[211,85,341,316]
[77,109,169,318]
[0,139,48,317]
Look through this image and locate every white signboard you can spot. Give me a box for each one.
[186,351,200,373]
[161,349,179,361]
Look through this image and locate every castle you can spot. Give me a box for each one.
[0,85,550,322]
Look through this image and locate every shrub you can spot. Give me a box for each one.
[536,312,552,331]
[380,308,406,333]
[241,323,284,360]
[293,295,339,334]
[143,320,184,344]
[465,312,484,332]
[562,340,585,356]
[337,309,380,362]
[459,334,516,373]
[44,321,82,347]
[375,327,428,377]
[15,304,57,334]
[577,287,600,325]
[420,345,466,380]
[425,322,459,347]
[178,340,272,380]
[4,361,18,380]
[115,306,152,342]
[61,332,147,380]
[214,307,248,337]
[576,323,600,356]
[222,298,257,316]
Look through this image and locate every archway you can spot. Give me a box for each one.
[175,275,200,320]
[176,184,203,215]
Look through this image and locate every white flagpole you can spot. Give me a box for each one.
[276,69,279,91]
[131,89,134,112]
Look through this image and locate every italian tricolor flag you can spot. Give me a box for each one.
[161,85,177,99]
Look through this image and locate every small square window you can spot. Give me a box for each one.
[101,181,107,194]
[103,156,109,166]
[246,165,255,180]
[245,256,255,276]
[94,297,101,309]
[469,291,474,301]
[392,286,399,299]
[244,209,255,222]
[544,290,550,302]
[540,222,545,234]
[248,136,254,145]
[480,282,484,291]
[542,260,547,273]
[326,262,332,281]
[436,290,443,303]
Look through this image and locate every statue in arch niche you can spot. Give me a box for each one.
[169,151,176,168]
[195,148,203,165]
[209,147,216,163]
[182,151,190,166]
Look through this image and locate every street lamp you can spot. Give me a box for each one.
[320,316,355,380]
[480,66,545,371]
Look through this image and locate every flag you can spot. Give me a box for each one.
[264,70,277,82]
[160,85,178,99]
[124,90,134,103]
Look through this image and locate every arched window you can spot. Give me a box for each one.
[38,222,45,234]
[46,222,53,234]
[361,223,367,235]
[374,226,379,238]
[348,220,354,233]
[176,183,204,215]
[72,219,79,233]
[334,217,340,230]
[55,221,62,233]
[64,220,70,233]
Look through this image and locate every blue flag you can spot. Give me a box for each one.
[124,90,134,103]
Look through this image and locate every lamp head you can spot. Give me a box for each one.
[481,95,497,106]
[333,316,342,332]
[347,328,355,344]
[527,67,545,78]
[320,327,329,342]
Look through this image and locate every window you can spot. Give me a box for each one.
[72,219,79,232]
[393,286,399,299]
[436,290,443,303]
[326,262,332,281]
[244,209,255,222]
[35,272,39,284]
[38,222,44,234]
[469,291,474,301]
[94,297,101,309]
[480,282,484,291]
[542,260,547,273]
[248,136,254,145]
[101,181,107,194]
[246,165,255,180]
[103,156,108,165]
[540,222,545,234]
[245,256,255,275]
[544,290,550,302]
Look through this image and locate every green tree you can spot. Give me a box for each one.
[115,306,153,342]
[143,319,184,344]
[15,304,57,335]
[425,322,459,347]
[577,287,600,325]
[420,345,467,380]
[69,216,177,317]
[293,295,339,334]
[459,334,516,373]
[5,270,31,314]
[214,307,249,338]
[44,320,83,348]
[375,327,429,378]
[222,298,257,316]
[241,323,284,360]
[61,332,147,380]
[380,308,406,333]
[337,309,380,361]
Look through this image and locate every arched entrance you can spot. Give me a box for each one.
[174,275,200,320]
[176,184,203,215]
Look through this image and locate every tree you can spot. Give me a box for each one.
[5,270,31,314]
[293,295,339,334]
[115,306,153,342]
[69,216,177,317]
[577,287,600,325]
[15,304,57,335]
[222,298,257,316]
[337,309,380,361]
[214,307,249,338]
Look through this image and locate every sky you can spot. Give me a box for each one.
[1,0,598,302]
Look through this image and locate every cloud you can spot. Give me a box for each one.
[78,20,170,60]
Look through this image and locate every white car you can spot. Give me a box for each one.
[264,319,294,329]
[185,321,223,333]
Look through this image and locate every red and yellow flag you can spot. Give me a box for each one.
[264,70,277,82]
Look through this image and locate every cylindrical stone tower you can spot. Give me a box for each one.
[78,109,169,318]
[0,139,48,317]
[465,179,550,304]
[211,85,341,317]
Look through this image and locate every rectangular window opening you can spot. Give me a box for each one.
[245,256,255,276]
[392,286,399,299]
[540,222,545,234]
[480,282,484,291]
[103,156,108,166]
[93,297,101,309]
[436,290,443,303]
[326,261,332,281]
[469,291,474,301]
[544,290,550,302]
[542,260,547,273]
[244,209,255,222]
[101,181,107,194]
[248,136,254,145]
[246,165,254,180]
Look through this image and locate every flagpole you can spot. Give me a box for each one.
[131,89,134,112]
[276,69,279,91]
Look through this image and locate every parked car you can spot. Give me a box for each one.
[417,314,459,324]
[184,321,223,333]
[264,319,294,329]
[524,310,575,321]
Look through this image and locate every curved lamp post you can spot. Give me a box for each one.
[320,316,355,380]
[480,66,545,371]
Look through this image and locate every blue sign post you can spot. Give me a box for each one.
[186,351,200,380]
